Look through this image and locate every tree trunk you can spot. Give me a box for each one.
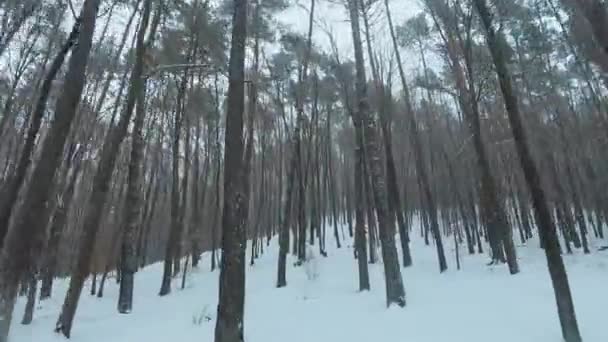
[348,0,405,307]
[361,152,379,264]
[161,71,189,296]
[20,272,36,325]
[211,73,222,272]
[55,1,154,335]
[473,1,582,341]
[353,108,370,291]
[190,101,205,267]
[214,0,247,340]
[360,1,411,267]
[40,152,84,301]
[385,0,446,272]
[117,0,152,315]
[0,2,100,340]
[0,20,81,248]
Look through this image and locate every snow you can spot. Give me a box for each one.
[10,222,608,342]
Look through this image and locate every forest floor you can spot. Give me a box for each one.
[11,225,608,342]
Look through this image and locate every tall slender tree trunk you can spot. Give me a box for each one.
[117,0,153,313]
[0,21,81,249]
[161,74,188,295]
[326,105,341,249]
[175,102,192,277]
[362,155,378,263]
[277,134,295,287]
[211,73,222,272]
[277,0,316,284]
[40,158,83,301]
[385,0,447,272]
[191,111,203,267]
[348,0,405,307]
[243,6,260,266]
[0,1,101,340]
[55,1,156,336]
[473,1,581,341]
[353,106,370,291]
[360,1,411,267]
[20,272,37,325]
[214,0,248,340]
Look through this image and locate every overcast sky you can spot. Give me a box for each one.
[276,0,423,70]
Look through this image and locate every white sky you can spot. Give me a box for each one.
[85,0,426,73]
[276,0,424,71]
[53,0,431,99]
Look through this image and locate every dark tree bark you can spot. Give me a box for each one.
[353,105,370,291]
[361,0,411,267]
[362,156,378,263]
[0,20,81,249]
[424,0,517,272]
[348,0,405,307]
[326,105,341,250]
[137,142,161,268]
[211,75,222,272]
[243,6,260,266]
[118,0,153,315]
[0,1,101,340]
[20,272,37,325]
[40,155,83,301]
[214,0,248,340]
[190,111,204,268]
[277,0,316,284]
[55,1,158,336]
[277,129,295,287]
[473,1,582,341]
[385,0,447,272]
[117,0,154,313]
[159,49,195,298]
[166,73,189,286]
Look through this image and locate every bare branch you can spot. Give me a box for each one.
[145,63,223,78]
[67,0,79,20]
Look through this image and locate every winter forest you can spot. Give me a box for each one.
[1,0,608,341]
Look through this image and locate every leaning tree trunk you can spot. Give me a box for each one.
[385,0,447,272]
[360,1,411,267]
[348,0,405,307]
[0,2,101,341]
[0,20,81,248]
[473,1,582,341]
[440,7,518,270]
[214,0,248,340]
[55,1,156,336]
[40,153,85,301]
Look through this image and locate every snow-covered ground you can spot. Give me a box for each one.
[11,226,608,342]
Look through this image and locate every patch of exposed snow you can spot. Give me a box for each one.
[10,221,608,342]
